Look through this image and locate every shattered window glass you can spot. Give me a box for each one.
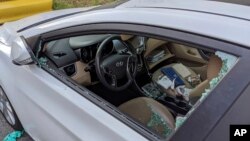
[199,51,237,102]
[175,51,238,130]
[38,57,48,66]
[147,105,173,138]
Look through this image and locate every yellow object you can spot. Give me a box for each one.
[0,0,52,23]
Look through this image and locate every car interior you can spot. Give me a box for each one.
[38,33,236,138]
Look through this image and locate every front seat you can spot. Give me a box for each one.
[189,55,222,102]
[152,55,222,102]
[119,97,175,138]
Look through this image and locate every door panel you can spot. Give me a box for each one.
[0,55,146,141]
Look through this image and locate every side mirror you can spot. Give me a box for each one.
[11,37,34,65]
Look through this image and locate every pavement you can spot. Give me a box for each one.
[0,113,32,141]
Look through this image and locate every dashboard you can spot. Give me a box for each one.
[43,34,135,84]
[43,34,214,86]
[45,34,114,67]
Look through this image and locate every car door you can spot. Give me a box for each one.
[2,40,148,140]
[2,18,247,141]
[27,22,250,141]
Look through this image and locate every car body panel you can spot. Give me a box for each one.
[34,22,250,141]
[0,6,98,46]
[118,0,250,20]
[205,84,250,141]
[0,43,147,141]
[2,0,250,47]
[19,8,250,48]
[0,0,250,140]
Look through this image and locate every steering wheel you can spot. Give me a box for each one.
[95,35,138,91]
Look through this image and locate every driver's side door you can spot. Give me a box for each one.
[6,36,147,141]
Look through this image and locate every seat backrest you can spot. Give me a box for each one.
[207,55,223,80]
[189,55,222,101]
[119,97,175,138]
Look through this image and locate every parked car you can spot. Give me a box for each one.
[0,0,250,140]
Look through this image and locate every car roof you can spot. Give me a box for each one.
[9,0,250,33]
[117,0,250,21]
[2,0,250,48]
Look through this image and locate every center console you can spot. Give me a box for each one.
[142,83,192,115]
[158,95,192,115]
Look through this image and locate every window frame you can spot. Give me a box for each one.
[26,23,250,140]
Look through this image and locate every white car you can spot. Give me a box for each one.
[0,0,250,141]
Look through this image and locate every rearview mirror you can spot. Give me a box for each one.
[11,37,34,65]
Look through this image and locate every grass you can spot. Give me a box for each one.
[53,0,117,10]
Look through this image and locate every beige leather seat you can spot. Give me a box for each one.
[119,97,175,138]
[152,55,222,103]
[118,56,222,137]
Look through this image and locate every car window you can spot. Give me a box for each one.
[175,51,238,129]
[39,33,238,139]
